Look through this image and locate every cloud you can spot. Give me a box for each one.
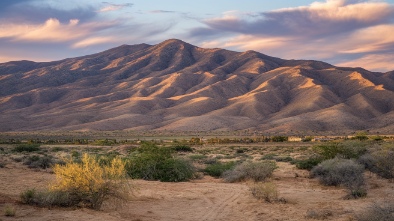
[337,53,394,72]
[0,18,118,43]
[202,0,394,37]
[99,2,133,12]
[72,36,115,48]
[149,10,177,14]
[188,0,394,72]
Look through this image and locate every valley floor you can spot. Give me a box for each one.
[1,155,393,221]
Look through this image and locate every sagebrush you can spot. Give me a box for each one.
[223,161,277,183]
[311,158,366,198]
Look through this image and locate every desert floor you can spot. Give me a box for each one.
[0,143,393,221]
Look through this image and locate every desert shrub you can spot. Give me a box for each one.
[358,153,377,171]
[271,136,288,142]
[201,158,218,165]
[0,161,5,168]
[313,143,341,160]
[51,147,66,152]
[356,201,394,221]
[305,209,333,220]
[292,156,323,170]
[313,141,367,160]
[261,153,277,160]
[126,143,196,182]
[71,151,80,158]
[23,155,54,169]
[3,205,15,217]
[172,145,193,152]
[158,158,196,182]
[371,150,394,179]
[311,158,366,198]
[93,139,116,146]
[339,141,367,159]
[20,189,37,204]
[223,161,277,183]
[358,150,394,179]
[189,154,207,161]
[39,153,131,210]
[236,149,245,154]
[249,182,278,203]
[12,144,40,152]
[96,153,120,166]
[204,161,236,178]
[275,156,293,162]
[21,188,74,208]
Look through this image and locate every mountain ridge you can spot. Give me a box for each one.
[0,39,393,133]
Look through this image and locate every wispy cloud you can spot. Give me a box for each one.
[149,10,177,14]
[99,2,133,12]
[0,18,117,42]
[189,0,394,71]
[337,53,394,72]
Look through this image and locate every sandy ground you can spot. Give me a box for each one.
[0,159,393,221]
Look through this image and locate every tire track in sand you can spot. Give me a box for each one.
[200,185,242,221]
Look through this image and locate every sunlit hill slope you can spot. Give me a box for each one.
[0,39,393,133]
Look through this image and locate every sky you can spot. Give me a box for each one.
[1,0,394,72]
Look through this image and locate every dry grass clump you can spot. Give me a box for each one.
[249,182,278,203]
[305,209,333,220]
[21,153,131,210]
[223,161,277,183]
[3,205,16,217]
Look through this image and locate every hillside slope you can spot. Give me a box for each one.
[0,39,393,133]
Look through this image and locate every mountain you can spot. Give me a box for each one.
[0,39,393,133]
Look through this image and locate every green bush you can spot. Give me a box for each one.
[311,158,366,198]
[172,145,193,152]
[261,153,277,160]
[223,161,277,183]
[204,161,236,178]
[313,141,367,160]
[20,189,37,204]
[51,147,66,152]
[275,156,293,162]
[12,144,40,152]
[339,141,367,159]
[292,156,323,170]
[159,158,195,182]
[313,143,341,160]
[271,136,288,142]
[20,188,73,207]
[126,143,196,182]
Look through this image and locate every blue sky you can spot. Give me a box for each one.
[1,0,394,72]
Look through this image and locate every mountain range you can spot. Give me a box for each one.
[0,39,393,134]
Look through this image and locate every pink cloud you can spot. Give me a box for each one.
[336,53,394,72]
